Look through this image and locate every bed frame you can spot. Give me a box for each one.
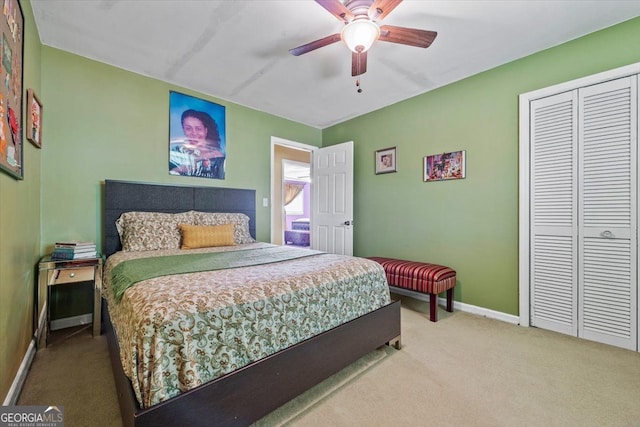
[103,179,401,427]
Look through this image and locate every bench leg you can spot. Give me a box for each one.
[429,289,454,322]
[429,294,438,322]
[446,288,454,312]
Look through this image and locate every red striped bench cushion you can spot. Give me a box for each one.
[368,257,456,295]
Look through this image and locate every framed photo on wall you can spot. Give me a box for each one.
[375,146,397,174]
[424,150,466,182]
[168,91,226,180]
[0,0,24,179]
[26,89,42,148]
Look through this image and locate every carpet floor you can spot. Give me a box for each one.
[17,294,640,426]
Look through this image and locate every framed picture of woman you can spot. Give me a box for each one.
[168,91,226,180]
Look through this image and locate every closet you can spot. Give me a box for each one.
[523,69,638,351]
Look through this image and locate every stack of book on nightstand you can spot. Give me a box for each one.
[52,241,97,260]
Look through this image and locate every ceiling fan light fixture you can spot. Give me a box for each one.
[341,19,380,53]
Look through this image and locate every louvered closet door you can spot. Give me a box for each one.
[578,76,637,350]
[530,91,579,335]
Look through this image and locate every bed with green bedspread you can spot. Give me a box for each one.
[103,242,391,409]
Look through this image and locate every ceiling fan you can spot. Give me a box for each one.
[289,0,437,79]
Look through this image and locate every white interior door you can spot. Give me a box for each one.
[311,141,354,255]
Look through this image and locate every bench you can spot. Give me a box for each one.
[368,257,456,322]
[284,230,310,246]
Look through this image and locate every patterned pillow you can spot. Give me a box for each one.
[116,211,195,251]
[192,212,255,244]
[179,224,236,249]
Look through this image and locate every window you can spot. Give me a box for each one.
[285,189,304,215]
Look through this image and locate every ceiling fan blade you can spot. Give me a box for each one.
[369,0,403,21]
[379,25,437,48]
[289,33,342,56]
[352,50,368,76]
[315,0,354,23]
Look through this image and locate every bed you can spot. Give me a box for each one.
[103,180,401,427]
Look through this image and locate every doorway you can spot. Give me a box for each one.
[283,160,311,247]
[270,137,314,245]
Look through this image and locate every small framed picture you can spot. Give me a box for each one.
[26,89,43,148]
[424,150,466,182]
[375,146,397,174]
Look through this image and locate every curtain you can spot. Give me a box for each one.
[284,182,305,206]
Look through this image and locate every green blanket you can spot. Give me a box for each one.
[110,246,323,303]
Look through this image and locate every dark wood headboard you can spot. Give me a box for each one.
[104,180,256,257]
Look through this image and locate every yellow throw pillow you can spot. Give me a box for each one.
[179,223,236,249]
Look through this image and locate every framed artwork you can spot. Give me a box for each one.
[26,89,42,148]
[375,146,397,175]
[0,0,24,179]
[424,150,466,182]
[168,91,226,180]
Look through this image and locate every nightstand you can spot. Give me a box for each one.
[37,255,102,347]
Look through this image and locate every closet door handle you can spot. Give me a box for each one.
[600,230,614,238]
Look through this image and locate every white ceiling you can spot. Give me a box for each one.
[31,0,640,129]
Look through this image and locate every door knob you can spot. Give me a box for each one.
[600,230,613,238]
[344,220,352,226]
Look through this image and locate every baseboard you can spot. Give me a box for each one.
[389,286,520,325]
[35,304,47,346]
[2,339,36,406]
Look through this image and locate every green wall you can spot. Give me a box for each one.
[0,0,41,401]
[40,48,322,250]
[323,16,640,315]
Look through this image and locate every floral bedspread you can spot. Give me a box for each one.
[103,242,391,408]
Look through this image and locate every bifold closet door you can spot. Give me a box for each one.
[578,76,637,350]
[531,76,638,351]
[530,91,579,336]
